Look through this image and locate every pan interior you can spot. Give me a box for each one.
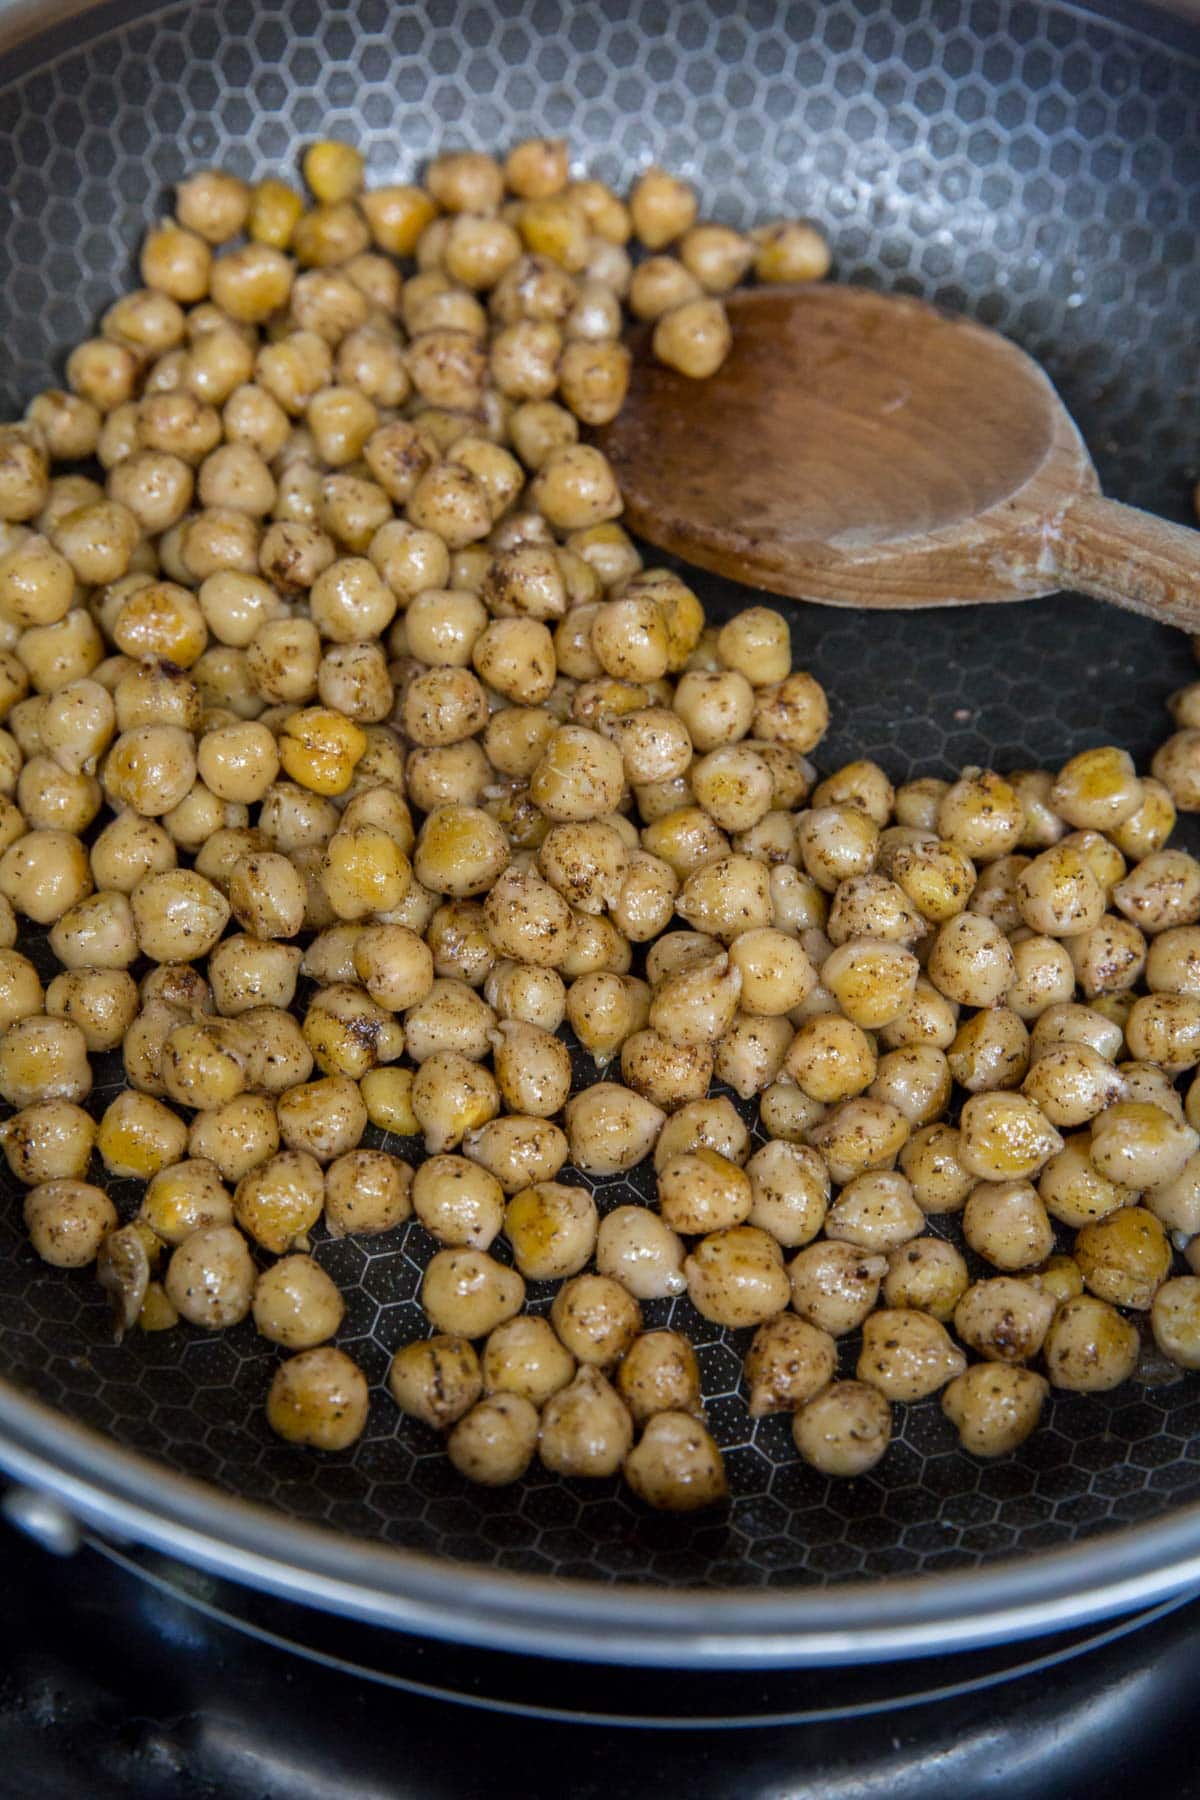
[2,0,1200,1593]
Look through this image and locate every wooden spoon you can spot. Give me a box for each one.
[595,283,1200,632]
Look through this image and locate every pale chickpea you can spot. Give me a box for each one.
[1089,1101,1198,1188]
[953,1276,1056,1363]
[324,1148,413,1238]
[234,1148,325,1254]
[504,1181,597,1279]
[550,1272,642,1366]
[389,1335,482,1430]
[793,1381,892,1477]
[1113,850,1200,935]
[857,1306,967,1401]
[165,1223,256,1329]
[188,1092,279,1182]
[0,1098,95,1185]
[539,1366,634,1479]
[744,1312,836,1416]
[1151,1277,1200,1369]
[24,1179,116,1268]
[808,1096,909,1186]
[462,1114,568,1195]
[962,1180,1055,1271]
[927,911,1016,1007]
[937,769,1024,862]
[439,1389,545,1495]
[252,1254,344,1351]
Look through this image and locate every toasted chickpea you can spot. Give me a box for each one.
[826,1170,924,1251]
[537,1365,634,1479]
[500,1181,595,1280]
[0,827,92,923]
[936,769,1024,861]
[388,1334,482,1430]
[137,1158,232,1245]
[1113,778,1176,859]
[683,1225,789,1328]
[462,1114,568,1194]
[24,1178,116,1268]
[478,1317,568,1411]
[252,1253,344,1351]
[321,1148,412,1240]
[45,968,138,1053]
[421,1246,524,1339]
[857,1306,966,1400]
[484,961,567,1033]
[411,1049,499,1153]
[131,869,230,962]
[1090,1101,1198,1188]
[0,949,43,1031]
[1113,850,1200,935]
[233,1149,324,1255]
[447,1392,539,1485]
[1044,1293,1139,1391]
[546,1272,640,1367]
[1006,933,1076,1020]
[1075,1206,1172,1310]
[623,1411,727,1512]
[880,1236,968,1322]
[266,1347,369,1452]
[649,294,731,377]
[0,1014,91,1107]
[275,1074,367,1165]
[927,912,1016,1009]
[963,1180,1055,1271]
[1151,1277,1200,1369]
[160,1223,255,1332]
[410,1154,503,1250]
[1030,1001,1123,1062]
[942,1364,1049,1459]
[1038,1134,1131,1229]
[188,1092,279,1182]
[796,806,878,894]
[744,1312,836,1417]
[953,1275,1056,1364]
[808,1096,909,1186]
[1152,730,1200,811]
[1021,1044,1126,1126]
[793,1380,892,1477]
[611,1333,701,1432]
[0,1098,95,1185]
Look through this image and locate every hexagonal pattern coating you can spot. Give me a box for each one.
[2,0,1200,1592]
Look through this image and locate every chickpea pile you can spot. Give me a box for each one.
[2,138,1200,1520]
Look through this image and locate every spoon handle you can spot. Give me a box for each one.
[1052,494,1200,632]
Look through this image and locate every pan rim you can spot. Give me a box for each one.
[3,1373,1200,1666]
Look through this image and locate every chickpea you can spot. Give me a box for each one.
[252,1253,345,1352]
[1090,1101,1198,1188]
[0,1098,95,1185]
[0,1014,91,1108]
[0,948,43,1032]
[792,1380,891,1477]
[421,1247,524,1338]
[1113,850,1200,934]
[1075,1206,1172,1310]
[548,1272,641,1367]
[0,827,93,924]
[320,1148,412,1240]
[742,1312,836,1417]
[856,1306,967,1401]
[385,1334,481,1431]
[266,1347,369,1452]
[233,1149,324,1254]
[536,1366,632,1479]
[160,1223,255,1332]
[942,1364,1049,1459]
[24,1178,116,1268]
[188,1092,279,1182]
[961,1178,1055,1271]
[825,1170,925,1252]
[807,1096,909,1186]
[1113,778,1176,860]
[447,1392,540,1485]
[1151,1277,1200,1369]
[1043,1293,1139,1392]
[138,1159,232,1245]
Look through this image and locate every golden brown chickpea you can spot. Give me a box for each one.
[1075,1205,1172,1310]
[267,1347,369,1452]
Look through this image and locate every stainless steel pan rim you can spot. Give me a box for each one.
[4,1376,1200,1667]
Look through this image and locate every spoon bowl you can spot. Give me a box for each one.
[597,284,1200,631]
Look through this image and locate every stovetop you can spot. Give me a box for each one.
[2,1532,1200,1798]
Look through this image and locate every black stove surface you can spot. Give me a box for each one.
[1,1534,1199,1798]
